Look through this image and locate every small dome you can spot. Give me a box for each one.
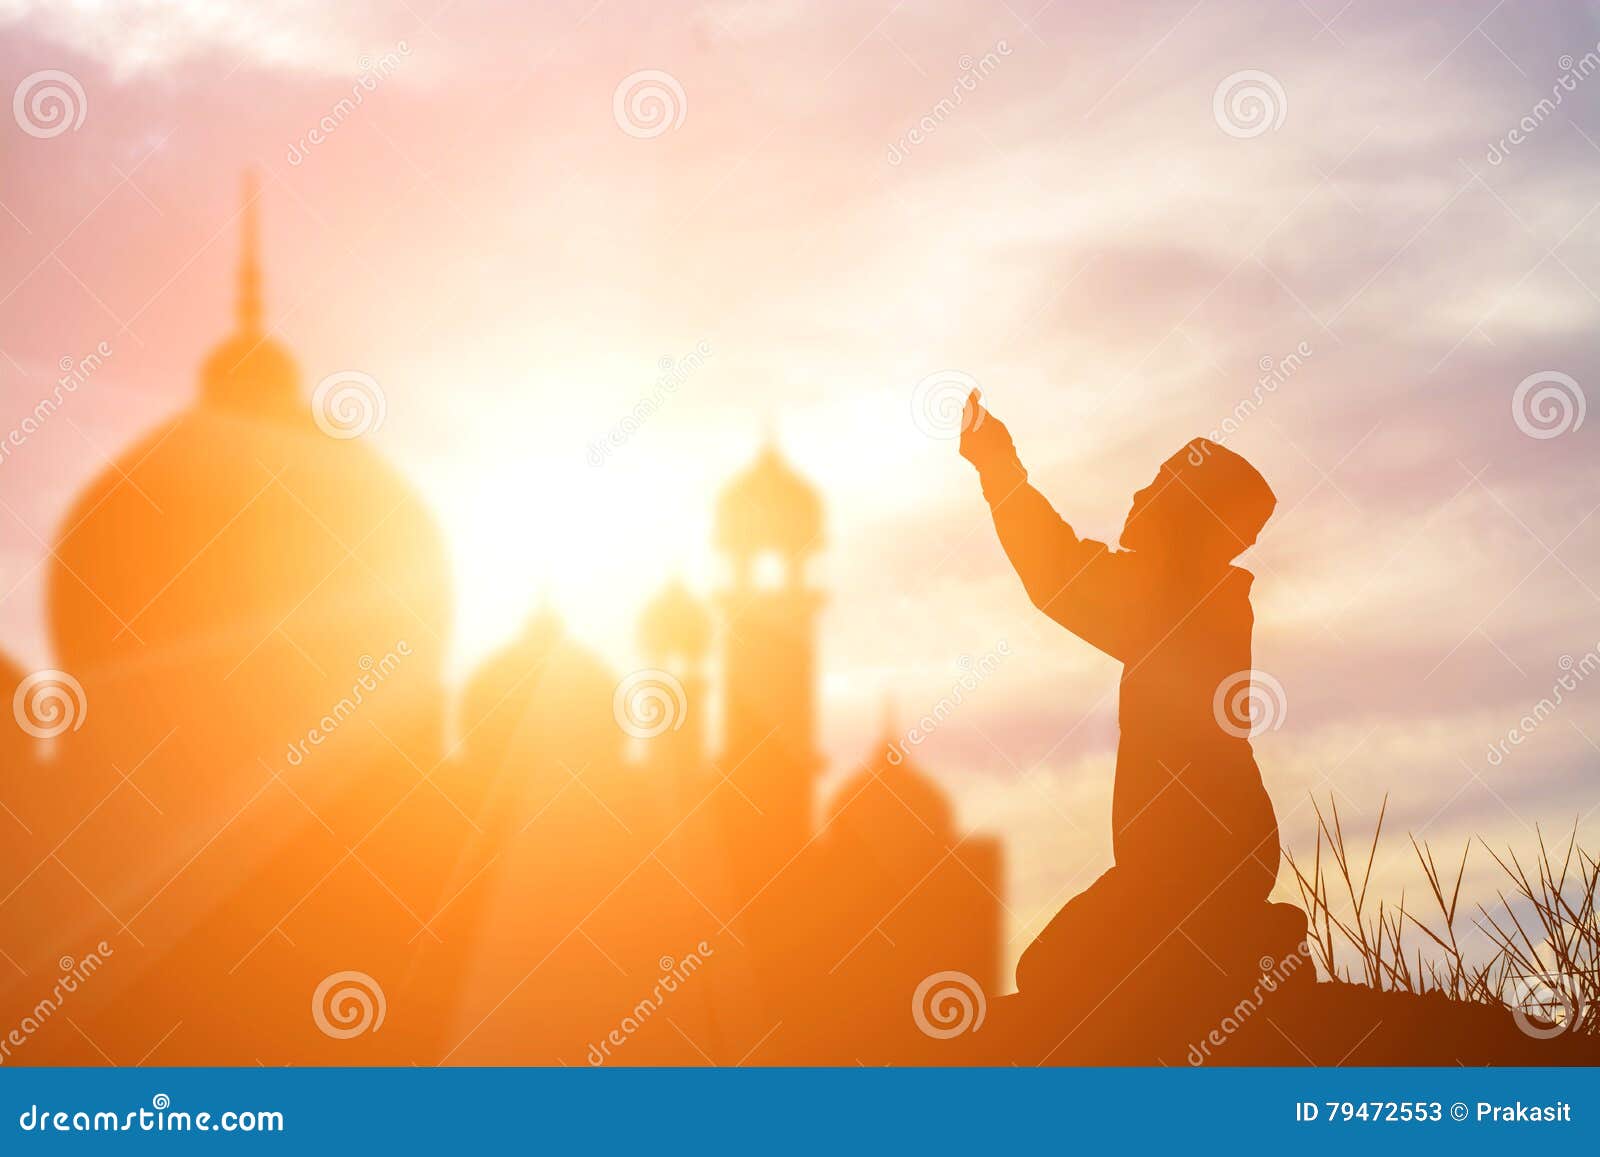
[461,606,619,771]
[519,603,564,652]
[714,443,822,558]
[639,579,711,661]
[826,740,954,837]
[201,332,300,413]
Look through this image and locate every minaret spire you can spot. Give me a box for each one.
[237,170,262,335]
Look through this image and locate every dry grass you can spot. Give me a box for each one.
[1283,796,1599,1037]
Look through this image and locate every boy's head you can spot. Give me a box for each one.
[1119,439,1276,564]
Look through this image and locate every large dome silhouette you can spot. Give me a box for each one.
[46,178,450,821]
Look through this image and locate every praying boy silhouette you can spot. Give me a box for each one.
[959,390,1302,996]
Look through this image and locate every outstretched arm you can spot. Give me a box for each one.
[959,392,1143,660]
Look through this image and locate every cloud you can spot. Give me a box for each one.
[0,0,402,78]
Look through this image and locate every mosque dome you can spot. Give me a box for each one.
[461,606,619,774]
[828,753,954,838]
[638,579,711,663]
[714,442,822,558]
[46,174,451,781]
[826,707,954,839]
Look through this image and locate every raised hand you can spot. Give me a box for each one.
[958,389,1016,472]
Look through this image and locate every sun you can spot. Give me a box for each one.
[432,427,718,682]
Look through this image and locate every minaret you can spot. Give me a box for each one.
[712,441,825,889]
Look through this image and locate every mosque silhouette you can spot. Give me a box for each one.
[0,181,1001,1065]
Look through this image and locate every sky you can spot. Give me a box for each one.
[1,0,1598,967]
